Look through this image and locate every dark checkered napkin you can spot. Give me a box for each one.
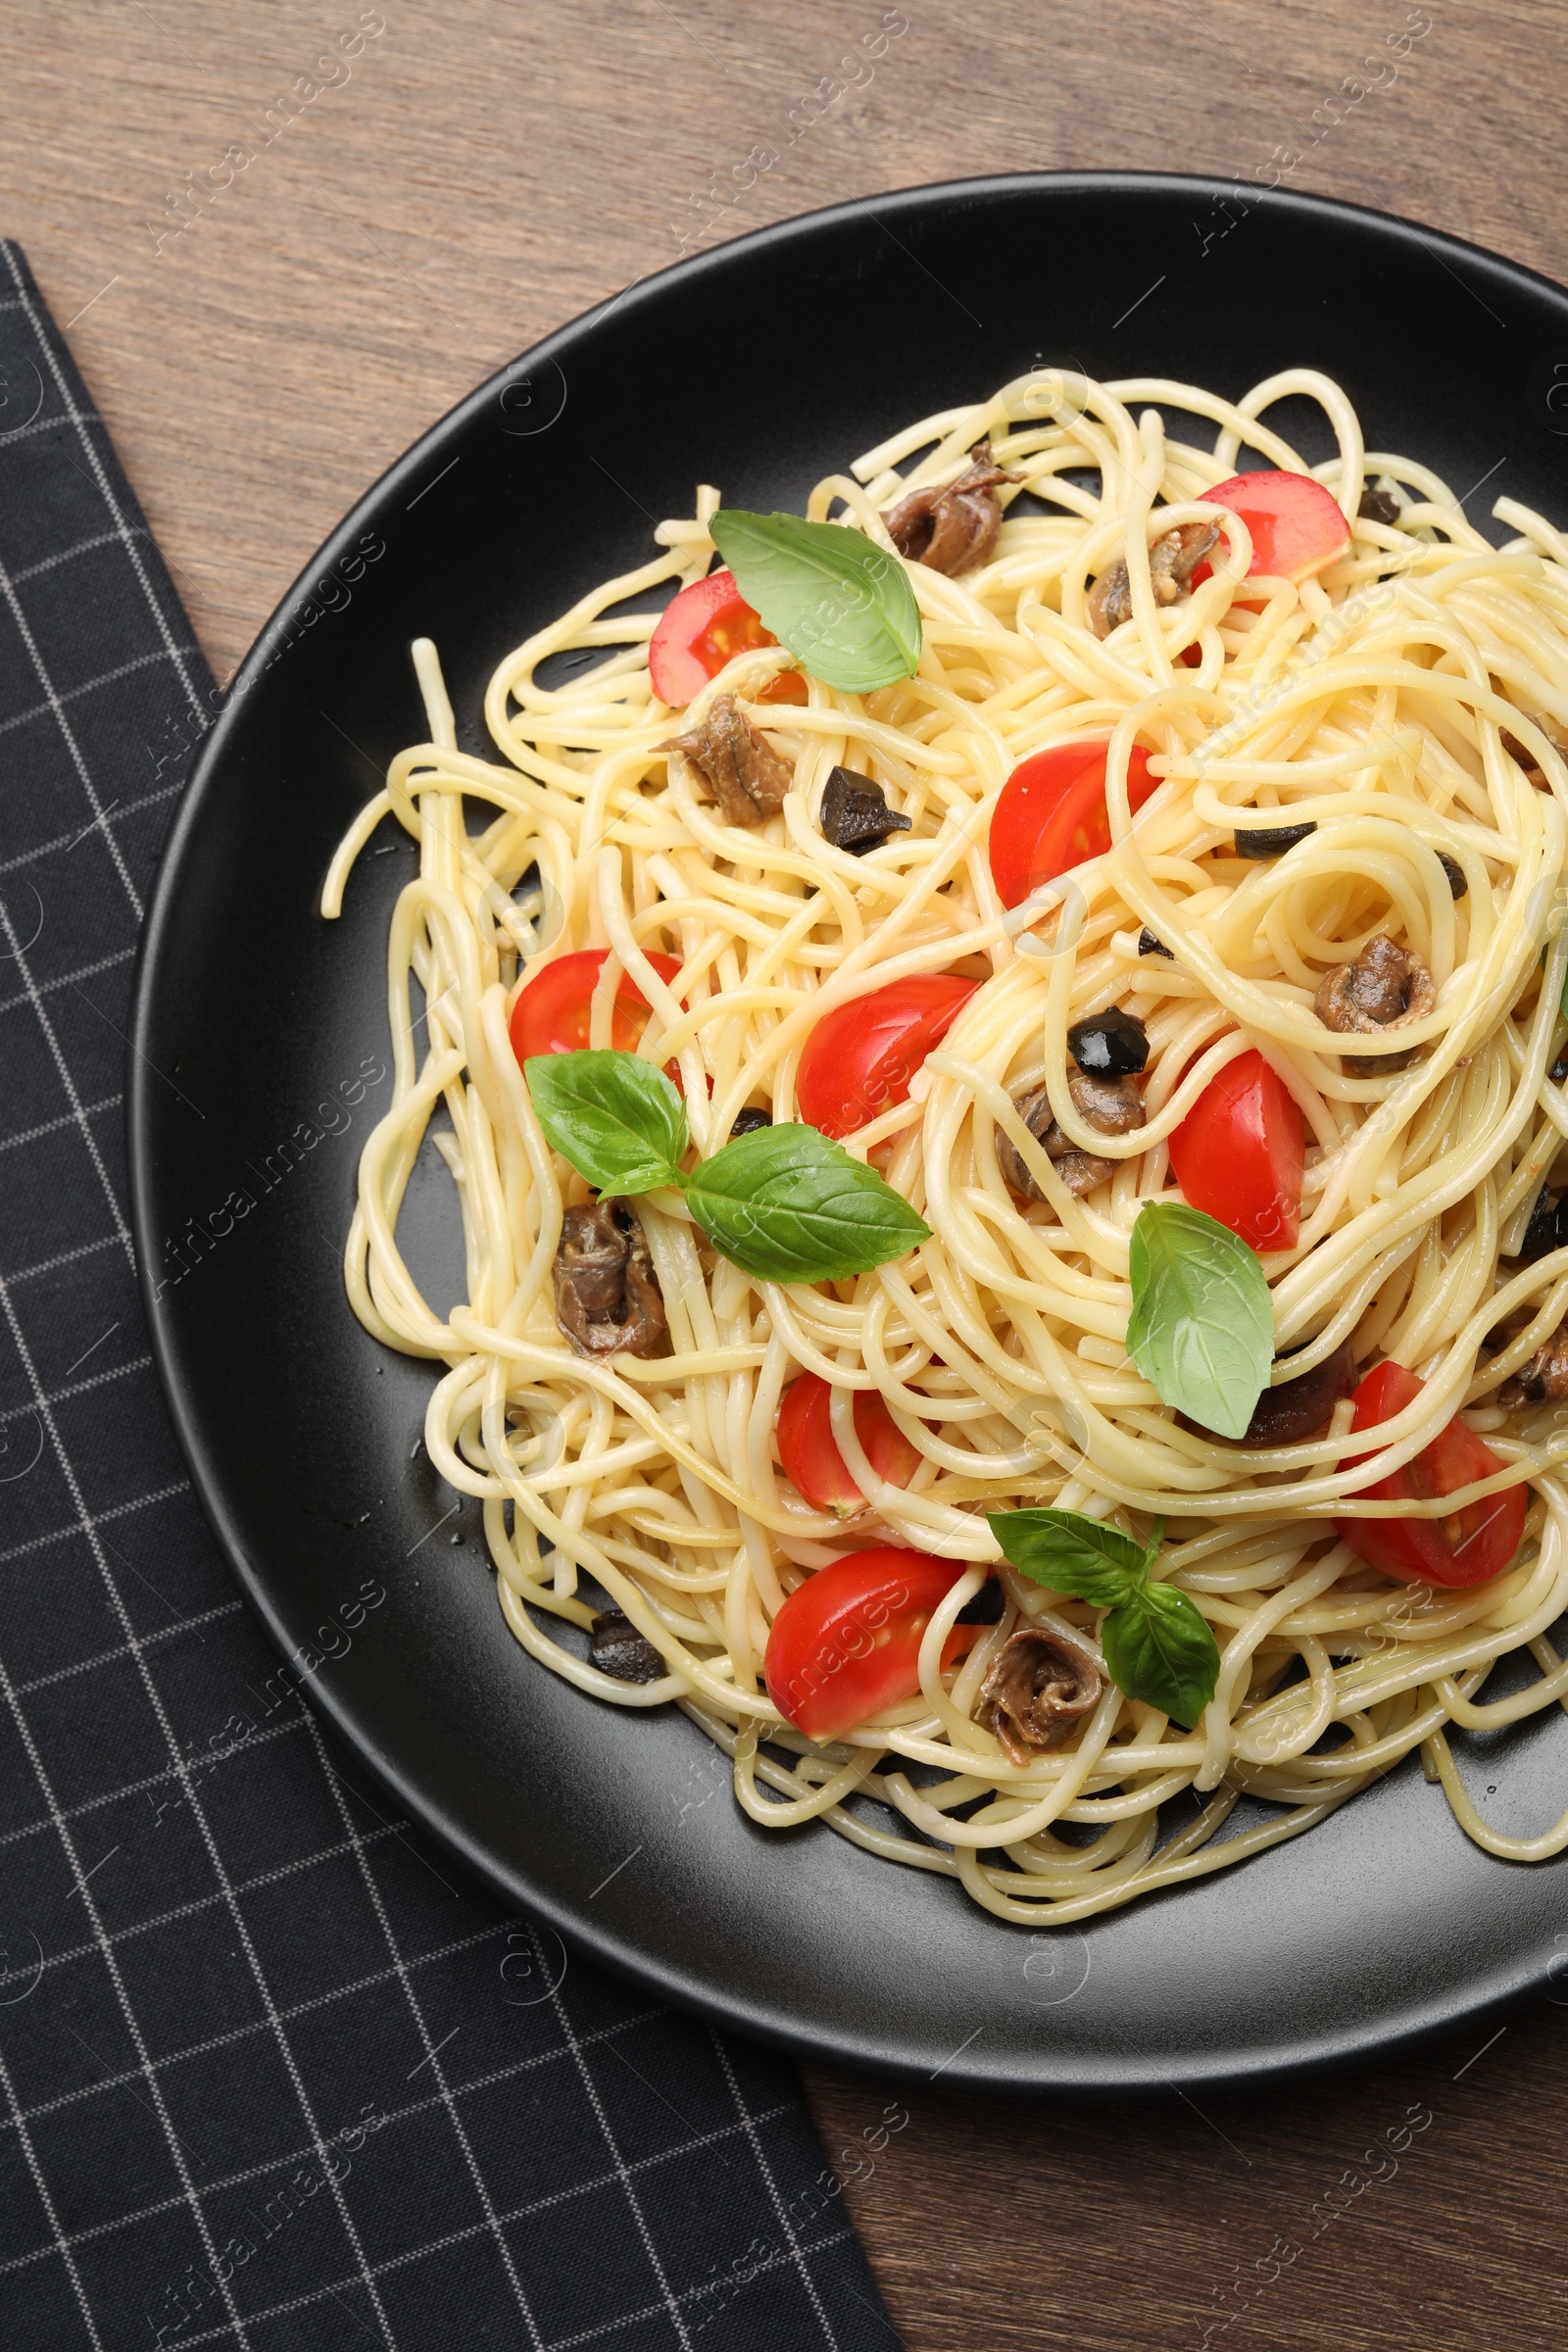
[0,239,899,2352]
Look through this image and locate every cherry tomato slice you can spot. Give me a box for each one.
[509,948,684,1062]
[648,567,806,707]
[1338,1360,1526,1589]
[777,1372,923,1519]
[797,974,979,1141]
[764,1545,981,1740]
[1197,469,1350,583]
[989,743,1158,910]
[1168,1047,1305,1251]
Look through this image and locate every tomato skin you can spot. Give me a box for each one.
[649,568,806,706]
[777,1372,923,1518]
[1338,1361,1526,1589]
[764,1546,981,1740]
[509,948,684,1063]
[1168,1048,1305,1250]
[989,743,1158,909]
[1198,469,1350,583]
[797,974,978,1141]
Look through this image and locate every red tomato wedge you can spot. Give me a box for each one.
[648,568,807,707]
[989,743,1158,910]
[1197,469,1350,584]
[1338,1360,1526,1589]
[777,1372,923,1518]
[797,974,979,1141]
[1168,1048,1305,1251]
[764,1546,981,1740]
[509,948,684,1062]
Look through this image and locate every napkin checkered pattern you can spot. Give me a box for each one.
[0,238,899,2352]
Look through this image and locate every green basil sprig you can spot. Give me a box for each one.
[685,1122,928,1280]
[1126,1200,1273,1441]
[524,1050,688,1195]
[985,1507,1221,1729]
[709,509,921,694]
[522,1048,930,1283]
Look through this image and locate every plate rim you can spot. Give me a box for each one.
[128,168,1568,2095]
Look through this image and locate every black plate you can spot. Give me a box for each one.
[129,173,1568,2092]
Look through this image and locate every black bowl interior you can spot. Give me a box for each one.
[130,172,1568,2092]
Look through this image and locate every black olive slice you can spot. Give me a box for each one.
[589,1608,666,1684]
[729,1106,772,1137]
[1437,851,1467,900]
[1066,1006,1149,1076]
[1234,821,1317,858]
[956,1577,1005,1625]
[818,766,912,856]
[1518,1187,1566,1263]
[1137,928,1174,958]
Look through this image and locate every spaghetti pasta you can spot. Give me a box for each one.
[325,365,1568,1926]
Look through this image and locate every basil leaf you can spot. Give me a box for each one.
[709,510,921,693]
[986,1507,1146,1606]
[686,1122,930,1281]
[1126,1201,1274,1442]
[1101,1582,1221,1730]
[523,1051,688,1196]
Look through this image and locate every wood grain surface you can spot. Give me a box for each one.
[6,3,1567,2344]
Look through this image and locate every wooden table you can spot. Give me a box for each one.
[8,2,1566,2342]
